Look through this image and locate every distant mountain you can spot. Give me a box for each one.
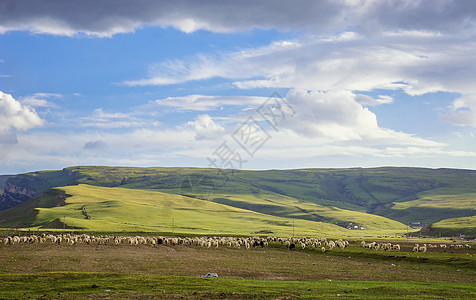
[0,166,475,236]
[0,175,14,209]
[0,175,13,193]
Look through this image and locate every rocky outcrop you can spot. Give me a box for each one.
[0,180,39,210]
[3,180,38,198]
[0,169,82,211]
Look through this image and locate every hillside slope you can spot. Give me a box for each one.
[0,166,475,236]
[1,184,407,236]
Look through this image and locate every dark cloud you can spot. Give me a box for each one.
[0,0,343,36]
[355,0,476,35]
[83,140,108,151]
[2,0,474,37]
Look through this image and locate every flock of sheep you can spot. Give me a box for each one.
[361,241,401,251]
[274,237,349,252]
[1,234,352,253]
[1,233,472,253]
[1,233,270,250]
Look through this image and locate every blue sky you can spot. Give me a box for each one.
[1,0,476,174]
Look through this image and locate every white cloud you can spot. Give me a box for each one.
[149,94,268,111]
[123,30,476,107]
[440,94,476,127]
[21,93,61,108]
[0,91,43,144]
[186,114,225,140]
[79,108,153,129]
[280,89,440,147]
[354,94,393,106]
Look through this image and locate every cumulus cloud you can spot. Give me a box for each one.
[186,114,225,140]
[0,91,43,144]
[280,89,440,146]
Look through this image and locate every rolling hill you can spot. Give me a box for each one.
[0,166,475,236]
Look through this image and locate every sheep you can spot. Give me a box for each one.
[321,247,326,253]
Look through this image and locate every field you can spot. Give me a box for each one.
[23,184,406,237]
[1,166,476,298]
[1,236,475,299]
[2,166,476,237]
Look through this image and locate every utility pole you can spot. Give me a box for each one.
[63,216,66,235]
[292,220,295,238]
[406,225,409,244]
[172,218,175,236]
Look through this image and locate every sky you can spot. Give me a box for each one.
[1,0,476,174]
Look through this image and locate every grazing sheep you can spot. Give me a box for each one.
[321,247,326,253]
[4,236,12,245]
[12,236,20,244]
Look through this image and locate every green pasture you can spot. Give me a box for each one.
[25,184,410,237]
[1,165,476,237]
[1,273,475,299]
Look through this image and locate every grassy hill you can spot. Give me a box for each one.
[0,166,475,236]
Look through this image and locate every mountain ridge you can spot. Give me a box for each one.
[1,166,475,236]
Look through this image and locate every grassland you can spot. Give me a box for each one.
[1,166,476,237]
[431,216,476,236]
[26,184,406,237]
[1,240,475,299]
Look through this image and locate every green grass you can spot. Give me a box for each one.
[0,239,475,299]
[431,215,476,236]
[393,193,476,210]
[26,184,411,237]
[1,272,475,299]
[2,166,476,237]
[212,192,406,231]
[32,184,357,236]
